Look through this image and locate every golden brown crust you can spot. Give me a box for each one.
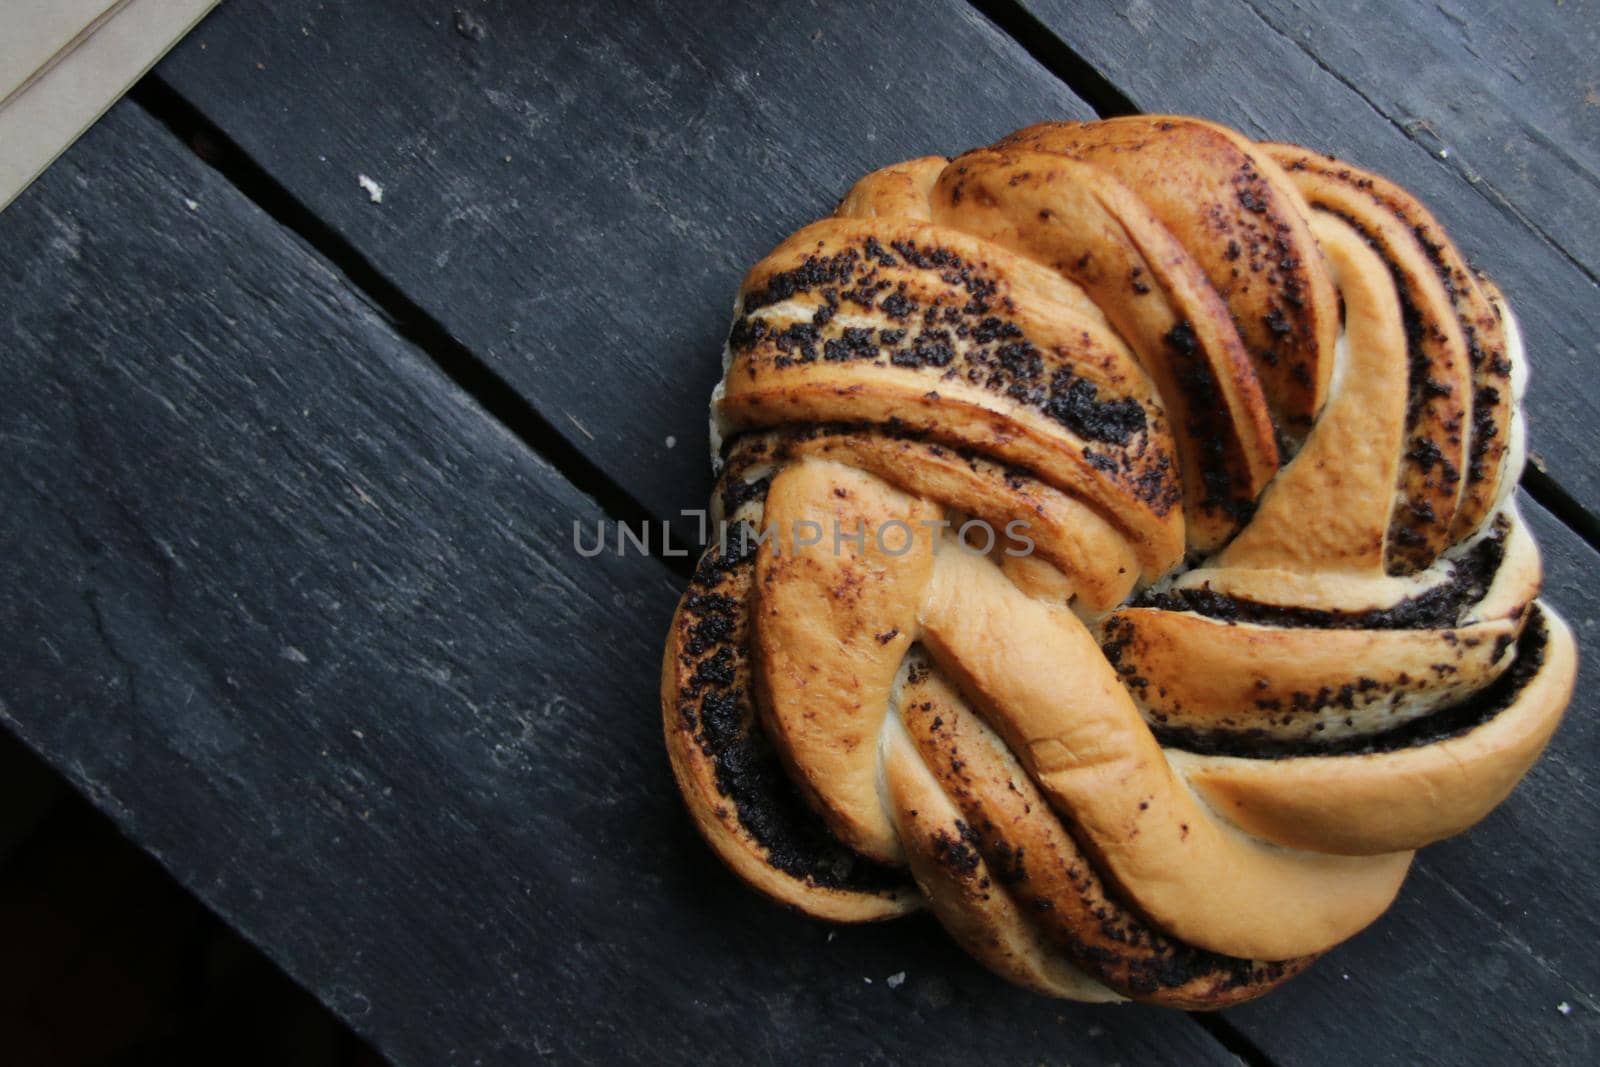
[927,147,1279,550]
[882,712,1123,1001]
[1264,144,1519,543]
[662,116,1575,1007]
[916,547,1414,961]
[719,216,1185,574]
[750,429,1140,612]
[1104,608,1521,744]
[836,155,946,221]
[753,460,939,864]
[1267,144,1472,574]
[997,116,1340,435]
[1171,609,1575,854]
[894,658,1312,1006]
[1215,213,1409,576]
[661,532,921,920]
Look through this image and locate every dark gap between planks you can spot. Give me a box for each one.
[1188,1012,1276,1067]
[127,75,696,583]
[1523,467,1600,555]
[967,0,1138,117]
[1229,0,1600,294]
[0,727,383,1064]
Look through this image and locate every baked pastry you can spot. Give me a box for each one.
[660,116,1576,1007]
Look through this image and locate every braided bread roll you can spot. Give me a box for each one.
[661,116,1576,1008]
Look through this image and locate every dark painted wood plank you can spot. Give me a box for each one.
[0,101,1231,1066]
[1246,0,1600,282]
[150,0,1098,526]
[1018,0,1600,516]
[10,6,1592,1057]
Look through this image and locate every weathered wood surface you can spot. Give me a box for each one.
[1246,0,1600,283]
[0,101,1238,1066]
[1017,0,1600,520]
[152,0,1097,528]
[1,1,1594,1063]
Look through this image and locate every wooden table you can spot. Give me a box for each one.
[3,1,1596,1062]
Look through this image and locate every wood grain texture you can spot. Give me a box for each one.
[4,2,1593,1061]
[1246,0,1600,282]
[152,4,1598,1057]
[0,101,1234,1066]
[1018,0,1600,519]
[152,0,1097,526]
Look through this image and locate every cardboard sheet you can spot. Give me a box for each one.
[0,0,219,213]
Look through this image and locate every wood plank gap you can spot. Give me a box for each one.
[0,725,68,871]
[965,0,1139,117]
[1523,467,1600,557]
[1232,0,1600,292]
[1188,1013,1276,1067]
[127,74,695,582]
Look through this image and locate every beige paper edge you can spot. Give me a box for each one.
[0,0,221,215]
[0,0,124,104]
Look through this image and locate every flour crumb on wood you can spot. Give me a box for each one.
[358,174,384,204]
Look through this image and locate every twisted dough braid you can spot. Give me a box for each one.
[660,116,1576,1008]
